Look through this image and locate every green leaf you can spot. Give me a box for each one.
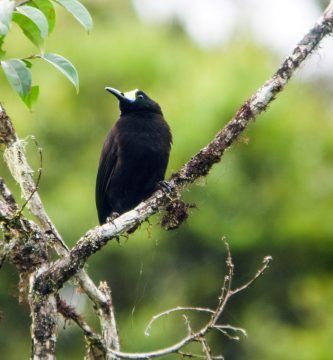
[42,53,79,91]
[22,85,39,109]
[16,5,48,38]
[23,59,33,68]
[31,0,56,33]
[55,0,92,32]
[0,0,15,36]
[1,59,32,97]
[0,36,6,59]
[12,12,43,46]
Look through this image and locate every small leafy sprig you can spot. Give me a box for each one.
[0,0,93,109]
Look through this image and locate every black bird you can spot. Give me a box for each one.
[95,87,172,224]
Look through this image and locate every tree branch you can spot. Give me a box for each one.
[0,178,107,358]
[0,105,66,248]
[0,177,48,275]
[102,242,271,359]
[145,307,215,337]
[29,265,58,360]
[0,105,120,354]
[34,0,333,296]
[56,295,107,357]
[98,282,120,358]
[0,178,57,358]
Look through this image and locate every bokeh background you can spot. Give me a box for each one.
[1,0,333,358]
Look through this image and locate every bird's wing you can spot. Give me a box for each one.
[95,130,119,224]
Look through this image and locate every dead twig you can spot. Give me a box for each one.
[56,295,106,355]
[145,307,215,336]
[103,240,271,359]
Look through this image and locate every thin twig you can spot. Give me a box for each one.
[98,282,120,360]
[182,314,194,337]
[15,0,30,7]
[56,295,105,354]
[103,247,271,359]
[231,256,273,296]
[200,338,212,360]
[178,351,224,360]
[213,324,247,339]
[145,307,215,336]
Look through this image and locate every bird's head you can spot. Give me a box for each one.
[105,87,162,115]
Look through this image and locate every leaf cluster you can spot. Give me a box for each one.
[0,0,92,108]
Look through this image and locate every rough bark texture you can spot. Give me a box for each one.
[29,267,58,360]
[0,104,16,146]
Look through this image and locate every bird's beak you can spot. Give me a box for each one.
[105,87,137,103]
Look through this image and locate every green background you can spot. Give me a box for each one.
[1,1,333,359]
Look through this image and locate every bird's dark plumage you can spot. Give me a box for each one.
[95,88,172,224]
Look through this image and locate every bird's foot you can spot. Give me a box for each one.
[158,180,174,193]
[106,212,120,223]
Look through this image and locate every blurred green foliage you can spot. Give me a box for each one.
[1,1,333,359]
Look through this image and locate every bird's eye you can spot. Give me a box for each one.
[137,94,144,100]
